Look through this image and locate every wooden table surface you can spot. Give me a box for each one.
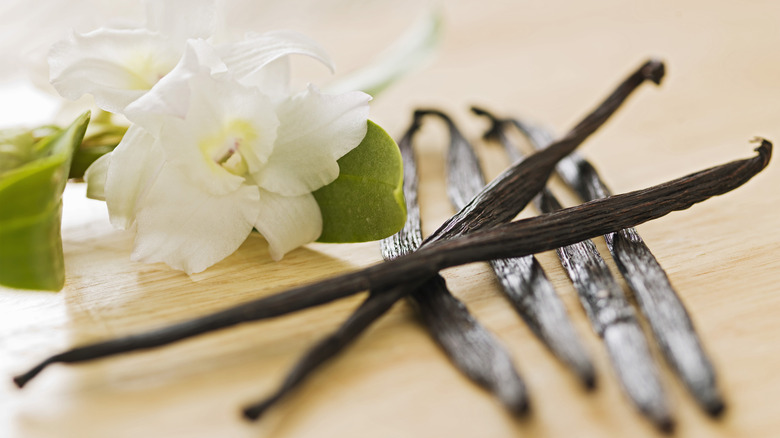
[3,1,780,437]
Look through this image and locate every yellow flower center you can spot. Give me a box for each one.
[199,119,258,176]
[125,51,172,90]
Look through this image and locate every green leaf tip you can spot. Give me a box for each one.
[0,111,91,291]
[69,110,126,179]
[313,120,406,243]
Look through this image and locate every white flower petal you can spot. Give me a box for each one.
[244,56,291,102]
[124,39,227,133]
[151,71,279,196]
[254,85,370,196]
[217,30,334,89]
[49,28,180,113]
[103,125,162,229]
[84,152,111,200]
[131,164,261,274]
[187,73,278,171]
[254,189,322,261]
[156,115,245,196]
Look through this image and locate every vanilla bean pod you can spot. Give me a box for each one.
[543,192,671,431]
[422,139,769,266]
[13,59,669,387]
[423,60,665,242]
[242,286,407,421]
[15,138,770,389]
[243,118,527,420]
[241,124,422,421]
[508,116,725,416]
[388,114,528,414]
[419,108,595,387]
[475,108,673,430]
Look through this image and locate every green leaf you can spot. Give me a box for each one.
[313,120,406,242]
[0,126,61,174]
[69,143,116,179]
[69,112,127,179]
[0,112,91,291]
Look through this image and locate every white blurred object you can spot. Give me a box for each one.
[0,0,143,88]
[325,9,442,96]
[0,80,59,128]
[0,0,437,127]
[0,0,143,127]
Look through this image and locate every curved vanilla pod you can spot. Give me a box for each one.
[507,115,725,417]
[242,122,422,421]
[538,191,671,431]
[424,59,665,242]
[14,137,771,389]
[418,108,595,388]
[13,59,669,387]
[474,108,673,430]
[242,285,407,421]
[386,113,528,414]
[243,116,527,420]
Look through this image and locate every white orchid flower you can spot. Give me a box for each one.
[47,0,218,114]
[50,0,435,274]
[86,40,370,273]
[47,0,341,116]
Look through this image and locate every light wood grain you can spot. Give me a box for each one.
[3,1,780,437]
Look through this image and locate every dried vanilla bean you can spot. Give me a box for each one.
[475,108,672,430]
[244,118,528,420]
[417,108,595,388]
[508,115,724,416]
[423,60,665,243]
[242,286,407,420]
[538,191,671,430]
[15,137,770,389]
[406,275,529,414]
[388,115,527,413]
[14,59,675,386]
[391,114,528,415]
[242,125,422,421]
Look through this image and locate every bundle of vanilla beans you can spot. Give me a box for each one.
[14,60,772,432]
